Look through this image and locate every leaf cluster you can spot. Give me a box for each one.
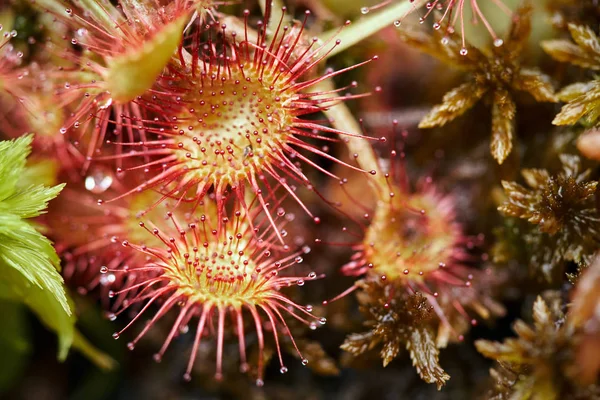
[399,2,557,164]
[340,279,450,389]
[498,154,600,281]
[544,24,600,127]
[476,293,600,400]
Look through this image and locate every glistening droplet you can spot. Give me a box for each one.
[85,169,113,194]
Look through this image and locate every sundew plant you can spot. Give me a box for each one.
[0,0,599,399]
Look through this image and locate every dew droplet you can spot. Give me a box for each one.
[393,20,401,27]
[280,366,288,374]
[100,266,108,273]
[100,272,116,285]
[459,47,468,56]
[493,38,504,47]
[301,358,308,365]
[360,7,369,14]
[112,332,120,339]
[85,169,113,194]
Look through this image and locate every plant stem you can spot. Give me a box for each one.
[73,330,117,371]
[318,0,428,59]
[313,79,386,194]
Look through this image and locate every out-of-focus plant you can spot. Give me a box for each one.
[497,154,600,281]
[0,134,71,358]
[543,24,600,127]
[0,135,115,389]
[569,254,600,386]
[476,292,600,399]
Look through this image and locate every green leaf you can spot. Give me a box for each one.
[293,340,339,376]
[0,265,74,360]
[557,81,596,102]
[490,90,516,164]
[341,331,376,356]
[0,135,30,201]
[104,15,186,103]
[419,82,487,128]
[406,328,449,390]
[542,24,600,70]
[474,338,528,364]
[542,40,600,70]
[380,338,400,367]
[530,379,558,400]
[0,134,73,359]
[72,330,118,371]
[568,24,600,61]
[0,183,65,219]
[553,81,600,126]
[521,168,550,189]
[514,68,557,102]
[18,158,60,189]
[504,2,532,59]
[510,377,536,400]
[0,225,66,305]
[532,296,552,331]
[397,23,483,70]
[0,301,31,393]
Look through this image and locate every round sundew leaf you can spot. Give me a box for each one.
[103,14,187,104]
